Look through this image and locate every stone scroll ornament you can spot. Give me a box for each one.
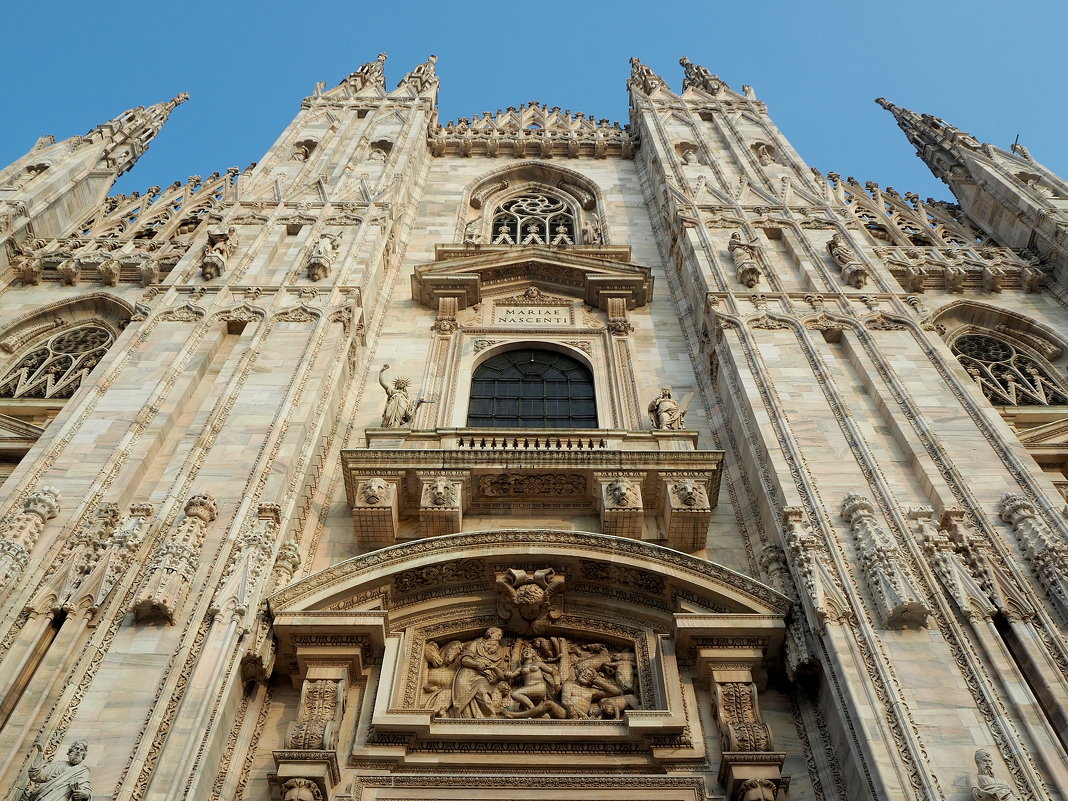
[377,365,432,428]
[495,568,564,635]
[421,626,639,721]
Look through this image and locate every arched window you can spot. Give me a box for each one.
[952,333,1068,406]
[0,324,114,399]
[467,349,597,428]
[491,194,575,245]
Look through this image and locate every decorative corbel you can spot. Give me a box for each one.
[417,471,466,538]
[659,473,712,551]
[350,474,402,550]
[596,473,644,539]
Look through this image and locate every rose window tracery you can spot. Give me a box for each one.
[0,324,114,399]
[491,194,576,245]
[952,333,1068,406]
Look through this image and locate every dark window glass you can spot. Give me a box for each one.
[467,348,597,428]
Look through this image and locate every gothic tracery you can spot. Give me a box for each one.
[0,324,114,399]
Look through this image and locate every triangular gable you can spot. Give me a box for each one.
[411,245,652,312]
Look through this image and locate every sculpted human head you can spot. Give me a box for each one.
[67,739,88,765]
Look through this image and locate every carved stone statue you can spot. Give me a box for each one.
[972,749,1019,801]
[306,232,340,281]
[349,52,387,91]
[377,365,424,427]
[648,386,686,430]
[728,231,762,288]
[827,232,868,288]
[495,568,564,634]
[200,225,237,280]
[679,56,725,95]
[25,737,91,801]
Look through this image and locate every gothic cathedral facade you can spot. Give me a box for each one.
[0,54,1066,801]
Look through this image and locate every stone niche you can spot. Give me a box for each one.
[269,530,788,800]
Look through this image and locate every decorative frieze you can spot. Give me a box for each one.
[0,486,60,583]
[429,102,633,159]
[132,492,217,623]
[841,494,929,628]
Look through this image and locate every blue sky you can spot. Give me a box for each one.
[2,1,1065,201]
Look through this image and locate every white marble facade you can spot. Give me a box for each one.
[0,54,1065,801]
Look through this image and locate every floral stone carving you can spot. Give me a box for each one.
[421,627,639,720]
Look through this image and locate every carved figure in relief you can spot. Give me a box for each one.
[648,386,686,430]
[971,749,1019,801]
[449,627,507,718]
[827,232,869,288]
[606,478,640,508]
[581,219,604,245]
[423,640,464,717]
[505,646,560,710]
[672,479,708,508]
[25,737,91,801]
[377,365,425,427]
[495,567,564,634]
[424,630,638,720]
[306,232,340,281]
[425,477,456,507]
[360,477,389,505]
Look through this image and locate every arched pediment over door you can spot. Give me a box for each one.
[268,530,788,793]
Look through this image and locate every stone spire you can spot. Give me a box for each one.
[877,97,1068,280]
[87,93,189,176]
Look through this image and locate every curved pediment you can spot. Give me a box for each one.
[411,245,652,312]
[269,528,787,618]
